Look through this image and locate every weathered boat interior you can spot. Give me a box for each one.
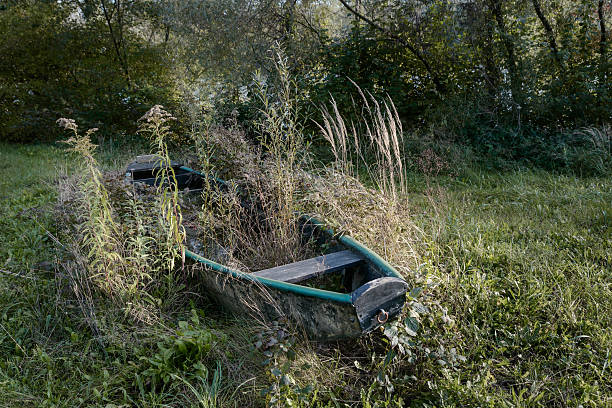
[126,157,408,339]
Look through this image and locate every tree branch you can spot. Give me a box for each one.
[337,0,445,95]
[295,15,327,47]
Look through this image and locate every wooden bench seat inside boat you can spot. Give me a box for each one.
[252,250,365,284]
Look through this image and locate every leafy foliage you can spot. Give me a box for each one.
[141,311,226,389]
[0,0,176,143]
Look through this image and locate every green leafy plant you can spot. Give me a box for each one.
[59,119,124,294]
[142,311,226,389]
[57,112,190,324]
[254,319,318,407]
[137,105,186,272]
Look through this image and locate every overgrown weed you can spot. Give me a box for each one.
[137,105,186,272]
[194,46,314,272]
[59,120,125,298]
[318,82,406,200]
[57,108,187,322]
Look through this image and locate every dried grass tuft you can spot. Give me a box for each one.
[317,82,406,201]
[303,168,421,279]
[193,46,314,273]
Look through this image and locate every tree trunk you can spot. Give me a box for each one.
[489,0,521,105]
[598,0,607,62]
[100,0,130,86]
[480,2,500,98]
[283,0,297,40]
[531,0,564,71]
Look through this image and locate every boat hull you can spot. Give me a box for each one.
[194,264,363,340]
[187,247,408,340]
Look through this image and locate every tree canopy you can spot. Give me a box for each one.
[0,0,609,142]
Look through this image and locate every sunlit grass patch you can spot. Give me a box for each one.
[406,169,612,406]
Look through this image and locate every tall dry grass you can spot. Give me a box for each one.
[307,88,425,279]
[193,46,314,272]
[317,82,406,201]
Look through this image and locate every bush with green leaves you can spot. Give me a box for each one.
[141,311,226,390]
[0,1,176,143]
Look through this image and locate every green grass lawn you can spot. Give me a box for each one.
[0,143,610,407]
[0,144,69,271]
[404,170,612,406]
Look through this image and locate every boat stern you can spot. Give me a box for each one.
[351,277,408,333]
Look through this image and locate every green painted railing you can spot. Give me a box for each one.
[179,167,405,303]
[184,249,353,304]
[299,215,404,280]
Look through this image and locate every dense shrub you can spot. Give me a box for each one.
[0,1,177,143]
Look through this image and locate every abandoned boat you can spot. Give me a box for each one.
[126,157,409,340]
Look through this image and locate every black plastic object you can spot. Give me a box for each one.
[126,158,205,191]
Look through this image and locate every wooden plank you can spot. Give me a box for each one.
[252,250,364,283]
